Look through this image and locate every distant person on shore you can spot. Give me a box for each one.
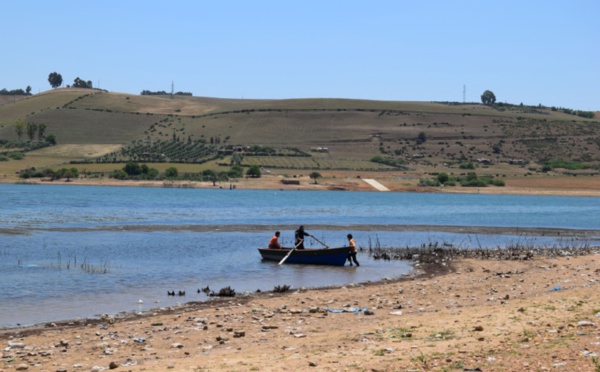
[268,231,282,249]
[347,233,359,266]
[294,225,311,249]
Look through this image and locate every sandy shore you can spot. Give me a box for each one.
[1,252,599,371]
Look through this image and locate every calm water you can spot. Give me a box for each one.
[1,184,599,328]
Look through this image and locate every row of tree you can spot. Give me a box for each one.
[140,90,193,96]
[14,120,56,144]
[48,72,93,89]
[1,87,31,95]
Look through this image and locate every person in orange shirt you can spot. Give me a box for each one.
[269,231,282,249]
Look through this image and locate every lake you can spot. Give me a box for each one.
[1,184,599,328]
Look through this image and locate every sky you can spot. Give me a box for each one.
[2,1,598,110]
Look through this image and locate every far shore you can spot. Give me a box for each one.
[2,172,600,197]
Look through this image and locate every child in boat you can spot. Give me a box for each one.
[269,231,282,249]
[347,234,359,266]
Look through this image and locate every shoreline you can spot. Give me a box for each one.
[1,250,598,371]
[2,174,600,197]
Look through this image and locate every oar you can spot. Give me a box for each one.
[309,235,329,249]
[278,241,302,265]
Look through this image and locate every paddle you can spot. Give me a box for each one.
[309,234,329,249]
[278,241,302,265]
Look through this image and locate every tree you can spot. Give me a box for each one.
[202,169,217,185]
[228,165,244,178]
[436,172,449,184]
[26,86,31,95]
[481,90,496,106]
[73,77,93,89]
[14,119,25,140]
[309,171,322,184]
[231,152,243,165]
[165,167,178,178]
[48,72,63,88]
[416,132,427,145]
[26,122,38,141]
[37,123,47,141]
[246,165,261,178]
[45,133,57,145]
[123,162,142,176]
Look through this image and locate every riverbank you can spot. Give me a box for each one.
[2,251,599,371]
[2,171,600,197]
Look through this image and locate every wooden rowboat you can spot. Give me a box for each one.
[258,246,351,266]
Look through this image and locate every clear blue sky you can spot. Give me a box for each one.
[2,1,598,110]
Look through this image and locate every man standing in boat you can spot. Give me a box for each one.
[269,231,282,249]
[294,225,312,249]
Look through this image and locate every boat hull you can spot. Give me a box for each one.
[258,246,351,266]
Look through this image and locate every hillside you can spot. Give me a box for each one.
[1,88,599,191]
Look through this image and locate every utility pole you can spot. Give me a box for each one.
[171,81,174,99]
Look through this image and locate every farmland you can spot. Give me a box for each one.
[1,88,599,191]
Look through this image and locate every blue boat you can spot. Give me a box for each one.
[258,246,351,266]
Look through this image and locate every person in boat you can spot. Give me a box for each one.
[294,225,312,249]
[269,231,282,249]
[346,233,360,266]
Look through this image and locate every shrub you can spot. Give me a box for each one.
[246,165,261,178]
[111,170,128,180]
[228,165,244,178]
[8,152,24,160]
[459,162,475,170]
[491,179,505,186]
[436,173,449,184]
[165,167,178,178]
[419,178,439,187]
[544,160,588,171]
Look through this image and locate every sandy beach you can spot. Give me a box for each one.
[1,250,599,372]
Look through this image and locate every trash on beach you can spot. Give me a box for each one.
[325,307,372,315]
[548,286,562,292]
[134,337,146,343]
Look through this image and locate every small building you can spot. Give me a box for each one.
[281,179,300,185]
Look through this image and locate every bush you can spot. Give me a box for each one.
[418,178,439,187]
[8,152,24,160]
[544,160,589,171]
[246,165,261,178]
[111,170,128,180]
[436,173,449,184]
[370,155,405,167]
[228,165,244,178]
[459,162,475,170]
[165,167,178,178]
[0,155,8,161]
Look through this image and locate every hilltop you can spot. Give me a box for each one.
[1,88,599,194]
